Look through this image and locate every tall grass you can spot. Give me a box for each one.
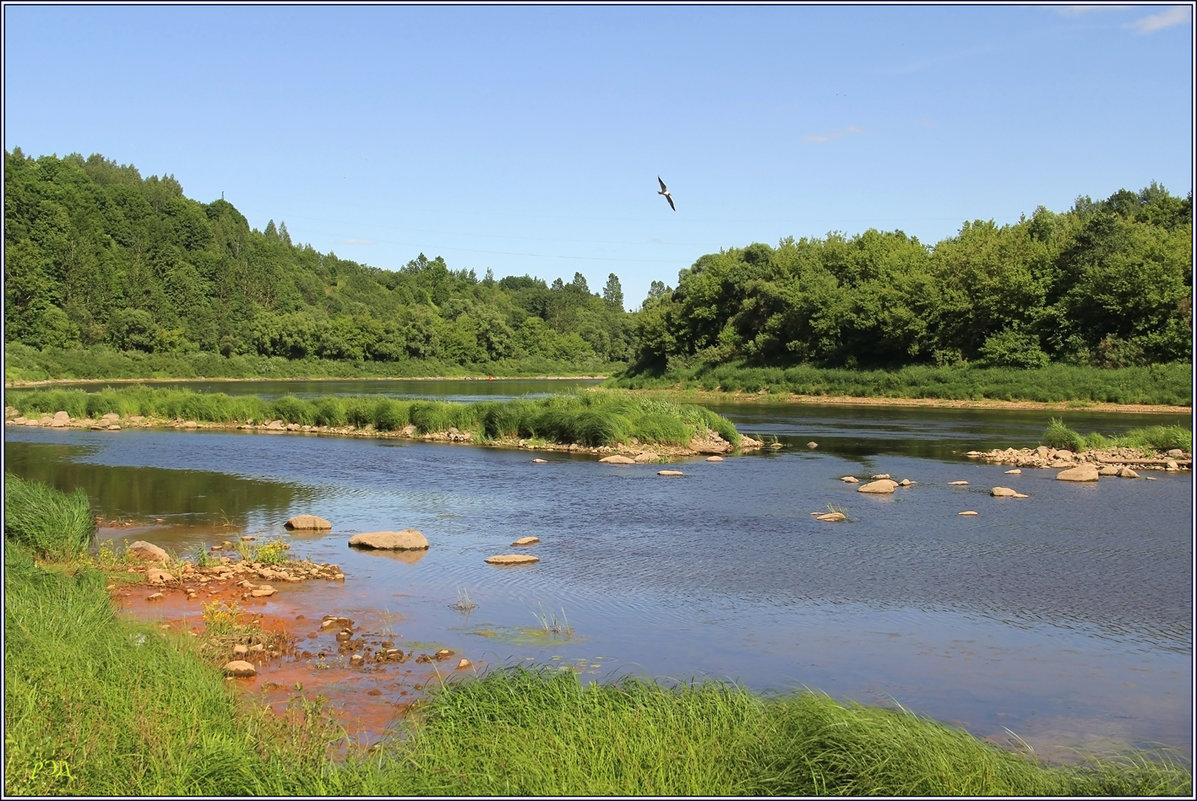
[4,473,95,559]
[609,361,1193,407]
[4,387,745,450]
[1043,419,1192,454]
[377,666,1191,797]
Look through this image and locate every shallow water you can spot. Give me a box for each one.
[4,383,1192,763]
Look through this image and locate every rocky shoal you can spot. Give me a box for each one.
[965,444,1191,472]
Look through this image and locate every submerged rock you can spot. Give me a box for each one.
[485,554,539,565]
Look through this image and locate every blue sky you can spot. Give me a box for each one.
[4,3,1193,310]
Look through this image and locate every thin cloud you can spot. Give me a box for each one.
[803,125,863,144]
[1124,6,1190,33]
[1056,5,1135,16]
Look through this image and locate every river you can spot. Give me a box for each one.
[4,379,1192,764]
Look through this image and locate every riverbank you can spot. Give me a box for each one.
[632,387,1192,416]
[6,373,1190,416]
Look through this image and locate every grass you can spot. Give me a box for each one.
[5,479,1192,796]
[1043,418,1192,454]
[379,667,1191,797]
[609,361,1193,407]
[4,386,746,451]
[3,473,96,560]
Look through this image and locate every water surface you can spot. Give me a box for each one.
[4,381,1192,763]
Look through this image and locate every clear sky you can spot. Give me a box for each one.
[3,2,1193,310]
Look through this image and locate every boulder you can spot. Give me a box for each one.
[485,553,540,565]
[349,530,429,551]
[50,411,70,428]
[599,455,635,464]
[127,540,170,564]
[706,455,724,462]
[1117,466,1140,479]
[815,512,846,522]
[511,536,540,546]
[990,487,1019,497]
[657,470,684,477]
[1056,465,1100,482]
[285,514,332,531]
[841,476,859,483]
[222,660,256,677]
[948,481,968,486]
[857,479,898,494]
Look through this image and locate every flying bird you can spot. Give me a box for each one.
[657,176,675,211]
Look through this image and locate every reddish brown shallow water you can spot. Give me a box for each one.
[112,566,480,747]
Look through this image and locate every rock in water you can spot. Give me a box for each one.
[348,530,430,550]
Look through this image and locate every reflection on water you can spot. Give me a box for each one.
[3,384,1192,763]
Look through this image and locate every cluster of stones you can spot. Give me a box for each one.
[967,445,1190,472]
[126,539,345,598]
[595,452,729,475]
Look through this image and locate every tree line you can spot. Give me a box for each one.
[4,149,1190,374]
[631,184,1191,373]
[3,150,632,369]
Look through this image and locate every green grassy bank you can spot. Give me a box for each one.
[610,362,1193,407]
[3,342,619,384]
[4,475,1192,796]
[4,386,742,450]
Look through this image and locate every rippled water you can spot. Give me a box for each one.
[4,382,1192,763]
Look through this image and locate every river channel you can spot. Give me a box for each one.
[4,379,1192,764]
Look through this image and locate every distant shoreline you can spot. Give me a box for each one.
[4,375,1189,416]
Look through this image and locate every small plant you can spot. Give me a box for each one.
[449,587,478,613]
[188,543,216,568]
[201,600,245,637]
[531,602,572,638]
[233,536,289,565]
[255,538,291,565]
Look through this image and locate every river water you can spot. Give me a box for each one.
[4,379,1192,763]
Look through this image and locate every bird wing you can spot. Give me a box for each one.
[666,194,676,211]
[658,176,668,192]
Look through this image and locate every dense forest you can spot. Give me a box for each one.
[4,149,1191,376]
[632,186,1192,373]
[3,150,632,371]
